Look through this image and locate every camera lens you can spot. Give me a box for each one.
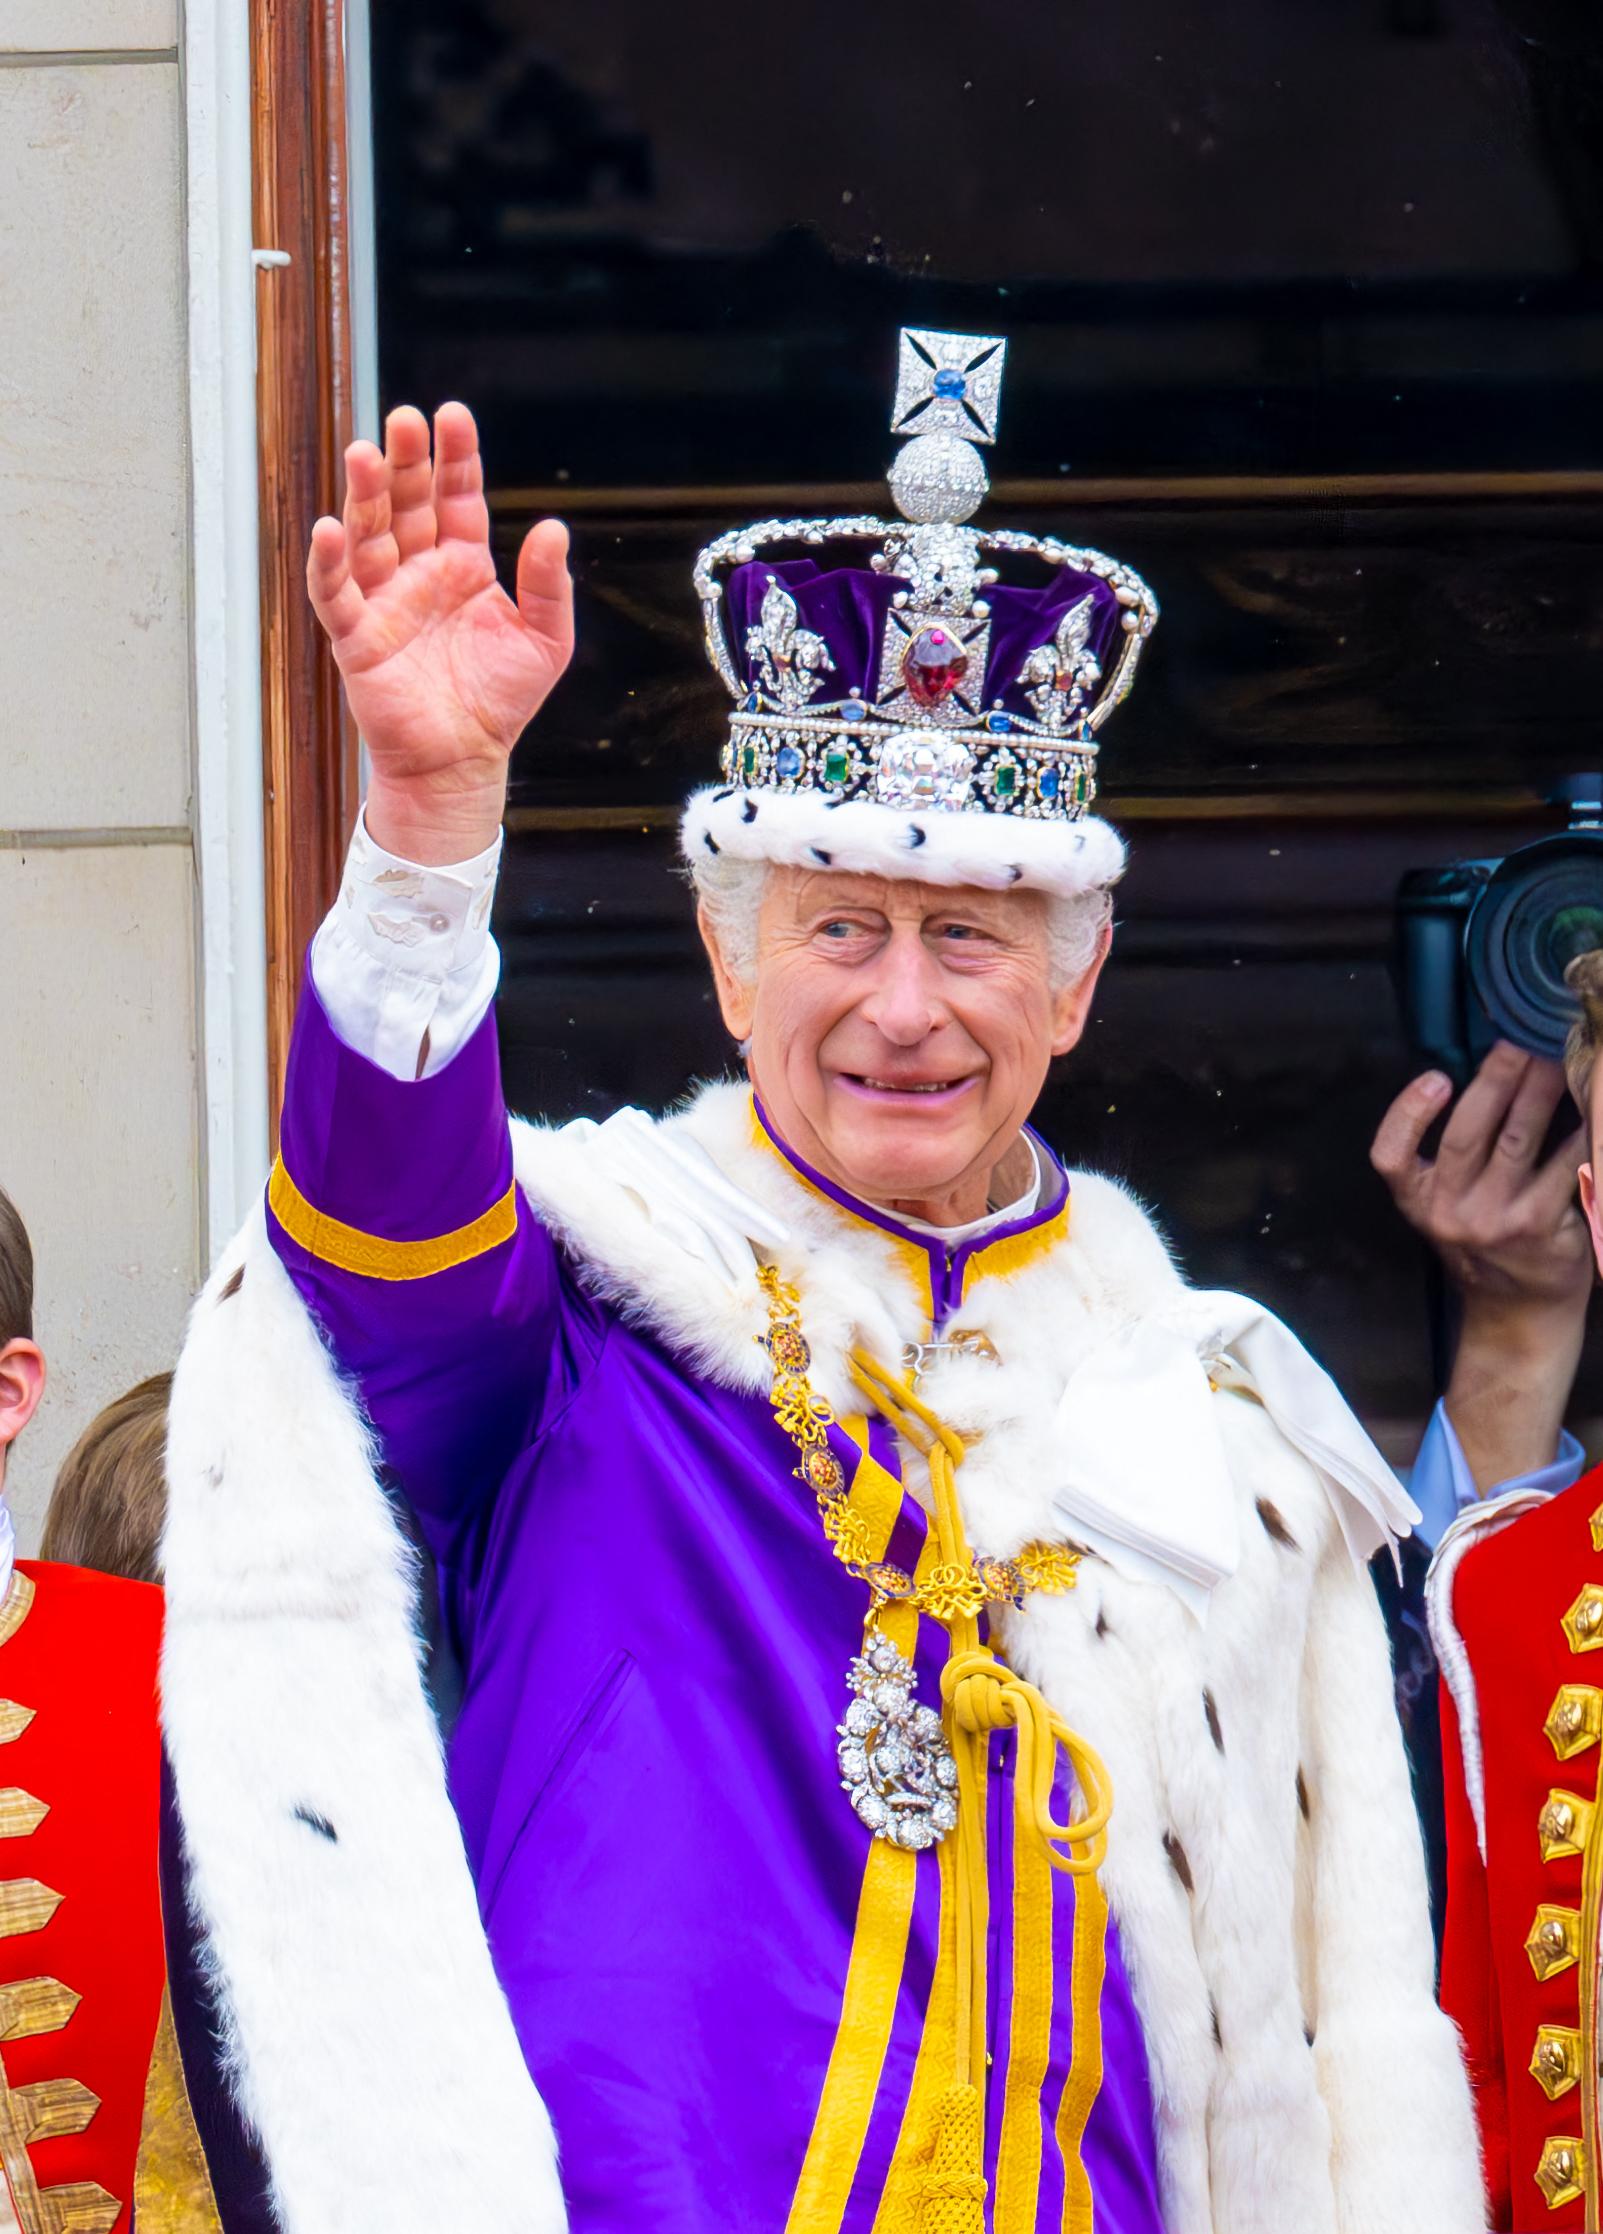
[1464,833,1603,1060]
[1542,899,1603,981]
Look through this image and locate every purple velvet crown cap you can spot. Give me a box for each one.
[724,556,1125,721]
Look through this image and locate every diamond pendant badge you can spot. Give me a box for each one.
[837,1634,959,1850]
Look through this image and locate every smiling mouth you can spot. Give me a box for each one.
[837,1074,979,1102]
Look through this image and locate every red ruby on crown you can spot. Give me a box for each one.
[902,626,968,708]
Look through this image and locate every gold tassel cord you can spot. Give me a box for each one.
[846,1350,1113,2231]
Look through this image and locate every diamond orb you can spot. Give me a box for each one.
[875,732,975,813]
[889,432,989,525]
[902,627,969,709]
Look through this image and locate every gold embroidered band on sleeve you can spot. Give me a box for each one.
[268,1157,518,1282]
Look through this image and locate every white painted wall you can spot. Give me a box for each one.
[0,0,264,1549]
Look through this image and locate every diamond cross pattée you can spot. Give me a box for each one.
[891,329,1008,447]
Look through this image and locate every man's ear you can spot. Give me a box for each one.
[0,1340,45,1456]
[1049,920,1113,1059]
[697,902,756,1041]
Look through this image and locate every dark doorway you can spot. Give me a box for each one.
[370,0,1603,1451]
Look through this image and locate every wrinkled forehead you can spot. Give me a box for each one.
[763,862,1048,931]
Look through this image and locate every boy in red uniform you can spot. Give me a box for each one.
[1432,955,1603,2229]
[0,1186,215,2233]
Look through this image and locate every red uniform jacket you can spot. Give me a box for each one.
[1437,1459,1603,2231]
[0,1559,167,2232]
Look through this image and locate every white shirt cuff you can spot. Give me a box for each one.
[309,811,503,1080]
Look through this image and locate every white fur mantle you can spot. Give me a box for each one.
[162,1080,1480,2234]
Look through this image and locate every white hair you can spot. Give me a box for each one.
[688,852,1113,990]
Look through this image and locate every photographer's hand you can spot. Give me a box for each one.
[1372,1042,1592,1493]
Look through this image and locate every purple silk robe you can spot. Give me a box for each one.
[198,981,1164,2233]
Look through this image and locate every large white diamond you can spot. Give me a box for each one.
[875,732,974,812]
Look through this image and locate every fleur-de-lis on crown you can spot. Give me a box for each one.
[1016,593,1103,734]
[745,577,835,712]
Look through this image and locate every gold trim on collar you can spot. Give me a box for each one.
[268,1158,518,1283]
[956,1199,1071,1303]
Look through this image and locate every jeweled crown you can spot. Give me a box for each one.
[695,329,1159,824]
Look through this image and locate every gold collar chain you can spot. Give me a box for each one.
[757,1264,1080,1624]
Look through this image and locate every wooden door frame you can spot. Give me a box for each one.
[252,0,359,1133]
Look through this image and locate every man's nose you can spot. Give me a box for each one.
[859,933,947,1046]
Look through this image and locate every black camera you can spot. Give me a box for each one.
[1395,778,1603,1083]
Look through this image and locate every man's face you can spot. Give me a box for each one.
[701,867,1107,1217]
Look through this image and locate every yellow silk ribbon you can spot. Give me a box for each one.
[847,1350,1113,2234]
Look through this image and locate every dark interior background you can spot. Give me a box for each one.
[370,0,1603,1455]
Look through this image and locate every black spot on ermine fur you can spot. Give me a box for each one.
[907,823,927,847]
[1256,1497,1299,1552]
[1094,1608,1110,1639]
[1296,1766,1311,1821]
[1203,1689,1224,1753]
[1163,1830,1195,1894]
[1210,2000,1223,2049]
[703,833,720,854]
[810,848,833,866]
[219,1266,244,1301]
[294,1806,338,1843]
[741,797,759,823]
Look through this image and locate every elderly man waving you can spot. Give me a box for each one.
[160,335,1479,2234]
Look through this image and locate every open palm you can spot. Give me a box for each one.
[307,401,573,792]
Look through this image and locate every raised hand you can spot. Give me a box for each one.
[1371,1042,1592,1312]
[1372,1042,1592,1490]
[307,401,573,863]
